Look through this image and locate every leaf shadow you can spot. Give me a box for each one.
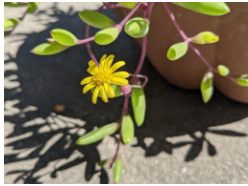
[4,3,248,184]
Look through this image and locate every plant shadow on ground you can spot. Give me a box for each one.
[4,4,248,184]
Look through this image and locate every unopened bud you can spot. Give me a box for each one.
[120,84,131,95]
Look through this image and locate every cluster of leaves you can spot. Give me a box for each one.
[7,2,248,183]
[4,2,39,36]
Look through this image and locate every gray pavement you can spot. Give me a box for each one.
[4,2,248,184]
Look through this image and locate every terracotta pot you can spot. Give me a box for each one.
[114,2,248,103]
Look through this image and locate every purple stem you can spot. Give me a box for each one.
[109,95,130,168]
[118,2,143,28]
[85,24,99,66]
[130,2,154,84]
[162,2,234,80]
[77,36,94,45]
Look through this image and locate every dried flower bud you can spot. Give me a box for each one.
[120,84,131,95]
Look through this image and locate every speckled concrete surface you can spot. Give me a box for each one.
[4,2,248,184]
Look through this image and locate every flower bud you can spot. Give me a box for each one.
[120,84,131,95]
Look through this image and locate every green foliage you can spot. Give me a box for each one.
[236,78,248,87]
[4,19,20,30]
[94,27,119,45]
[119,2,136,9]
[121,114,134,144]
[124,17,149,38]
[78,10,115,29]
[4,2,27,7]
[76,122,120,145]
[98,159,108,167]
[172,2,230,16]
[201,71,214,103]
[167,42,188,61]
[113,156,123,183]
[31,43,68,55]
[131,85,146,126]
[50,29,78,46]
[191,31,219,44]
[217,65,230,76]
[27,2,39,13]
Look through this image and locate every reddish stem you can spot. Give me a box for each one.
[129,2,154,84]
[162,2,234,81]
[85,24,99,66]
[77,36,94,45]
[109,95,130,168]
[118,2,143,28]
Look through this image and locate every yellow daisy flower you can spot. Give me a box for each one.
[81,54,129,104]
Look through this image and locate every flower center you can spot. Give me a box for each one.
[92,70,109,86]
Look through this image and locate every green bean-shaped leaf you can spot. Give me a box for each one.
[31,43,68,55]
[76,122,120,145]
[217,65,230,76]
[191,31,219,44]
[124,17,149,38]
[27,2,39,14]
[131,85,146,126]
[4,2,27,7]
[113,156,123,183]
[235,78,248,87]
[119,2,136,9]
[172,2,230,16]
[78,10,115,29]
[51,29,78,46]
[98,159,109,167]
[4,19,20,30]
[201,71,214,103]
[167,42,188,61]
[94,27,119,45]
[121,114,134,144]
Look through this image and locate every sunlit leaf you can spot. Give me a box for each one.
[27,2,39,14]
[119,2,136,9]
[76,122,120,145]
[4,19,20,30]
[167,42,188,61]
[4,2,27,7]
[31,43,68,55]
[201,71,214,103]
[172,2,230,16]
[191,31,219,44]
[235,78,248,87]
[121,114,134,144]
[113,156,123,183]
[78,10,115,29]
[94,27,119,45]
[124,17,149,38]
[217,65,229,76]
[51,29,78,46]
[131,84,146,126]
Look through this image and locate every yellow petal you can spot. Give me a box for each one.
[104,83,115,98]
[109,77,128,86]
[105,54,115,70]
[100,54,107,70]
[87,65,99,75]
[80,76,92,85]
[108,61,125,74]
[110,71,129,78]
[83,83,95,94]
[88,60,96,67]
[100,86,108,103]
[92,86,100,104]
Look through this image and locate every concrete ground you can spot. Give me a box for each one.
[4,2,248,184]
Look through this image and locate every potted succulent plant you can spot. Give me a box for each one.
[25,2,248,183]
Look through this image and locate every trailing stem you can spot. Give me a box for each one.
[162,2,235,81]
